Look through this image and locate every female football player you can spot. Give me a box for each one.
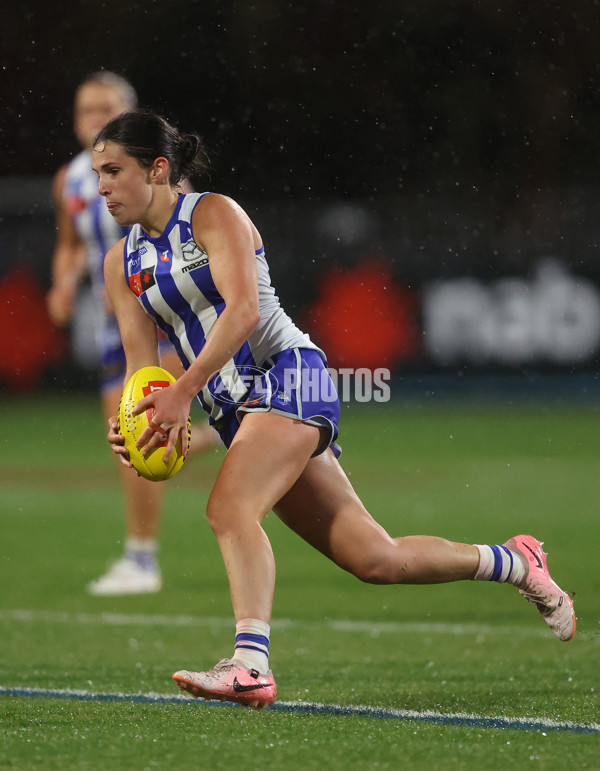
[96,109,575,709]
[47,74,217,596]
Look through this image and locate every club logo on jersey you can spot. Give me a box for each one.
[181,239,207,262]
[128,266,156,297]
[129,252,142,273]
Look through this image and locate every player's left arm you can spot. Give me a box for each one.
[186,193,261,387]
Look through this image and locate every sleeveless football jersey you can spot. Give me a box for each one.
[123,192,322,422]
[63,149,129,290]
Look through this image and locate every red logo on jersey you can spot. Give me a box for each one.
[160,251,170,262]
[128,267,156,297]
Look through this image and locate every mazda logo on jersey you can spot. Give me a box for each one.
[128,266,156,297]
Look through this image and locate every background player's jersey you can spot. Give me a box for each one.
[124,192,322,422]
[63,149,129,292]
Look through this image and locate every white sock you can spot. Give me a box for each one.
[474,544,525,585]
[233,618,270,674]
[125,537,158,551]
[125,538,158,570]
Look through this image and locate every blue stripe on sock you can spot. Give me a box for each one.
[235,633,269,647]
[490,545,503,582]
[499,545,513,581]
[234,644,268,654]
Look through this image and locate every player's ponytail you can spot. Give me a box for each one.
[177,132,209,183]
[94,110,210,184]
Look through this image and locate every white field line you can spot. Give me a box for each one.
[0,608,570,638]
[1,685,598,734]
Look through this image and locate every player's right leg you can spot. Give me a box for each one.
[173,659,277,710]
[173,410,324,708]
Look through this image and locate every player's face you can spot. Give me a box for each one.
[74,84,129,149]
[92,141,152,226]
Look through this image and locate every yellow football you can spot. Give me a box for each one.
[118,365,191,482]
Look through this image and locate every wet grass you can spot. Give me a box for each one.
[1,394,598,769]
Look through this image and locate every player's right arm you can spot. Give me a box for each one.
[104,239,160,379]
[104,239,160,465]
[46,167,88,326]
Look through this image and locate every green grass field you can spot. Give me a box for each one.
[1,393,599,769]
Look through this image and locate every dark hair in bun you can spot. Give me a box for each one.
[94,109,209,184]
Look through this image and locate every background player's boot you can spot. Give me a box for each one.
[86,557,162,596]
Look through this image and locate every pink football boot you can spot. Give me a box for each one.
[173,659,277,710]
[505,534,576,641]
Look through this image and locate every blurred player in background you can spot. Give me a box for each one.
[47,72,217,596]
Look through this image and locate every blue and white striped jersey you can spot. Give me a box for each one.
[123,192,321,422]
[63,150,129,291]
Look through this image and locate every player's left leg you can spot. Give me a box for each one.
[274,447,479,584]
[273,449,575,640]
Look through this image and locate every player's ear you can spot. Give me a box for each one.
[150,157,170,184]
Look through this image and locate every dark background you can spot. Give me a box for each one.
[2,1,600,390]
[3,0,600,203]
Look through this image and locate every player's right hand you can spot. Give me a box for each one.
[107,416,133,469]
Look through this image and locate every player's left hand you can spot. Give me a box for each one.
[133,381,192,462]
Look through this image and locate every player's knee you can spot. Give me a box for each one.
[354,563,396,585]
[206,493,235,537]
[350,544,407,585]
[206,491,259,538]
